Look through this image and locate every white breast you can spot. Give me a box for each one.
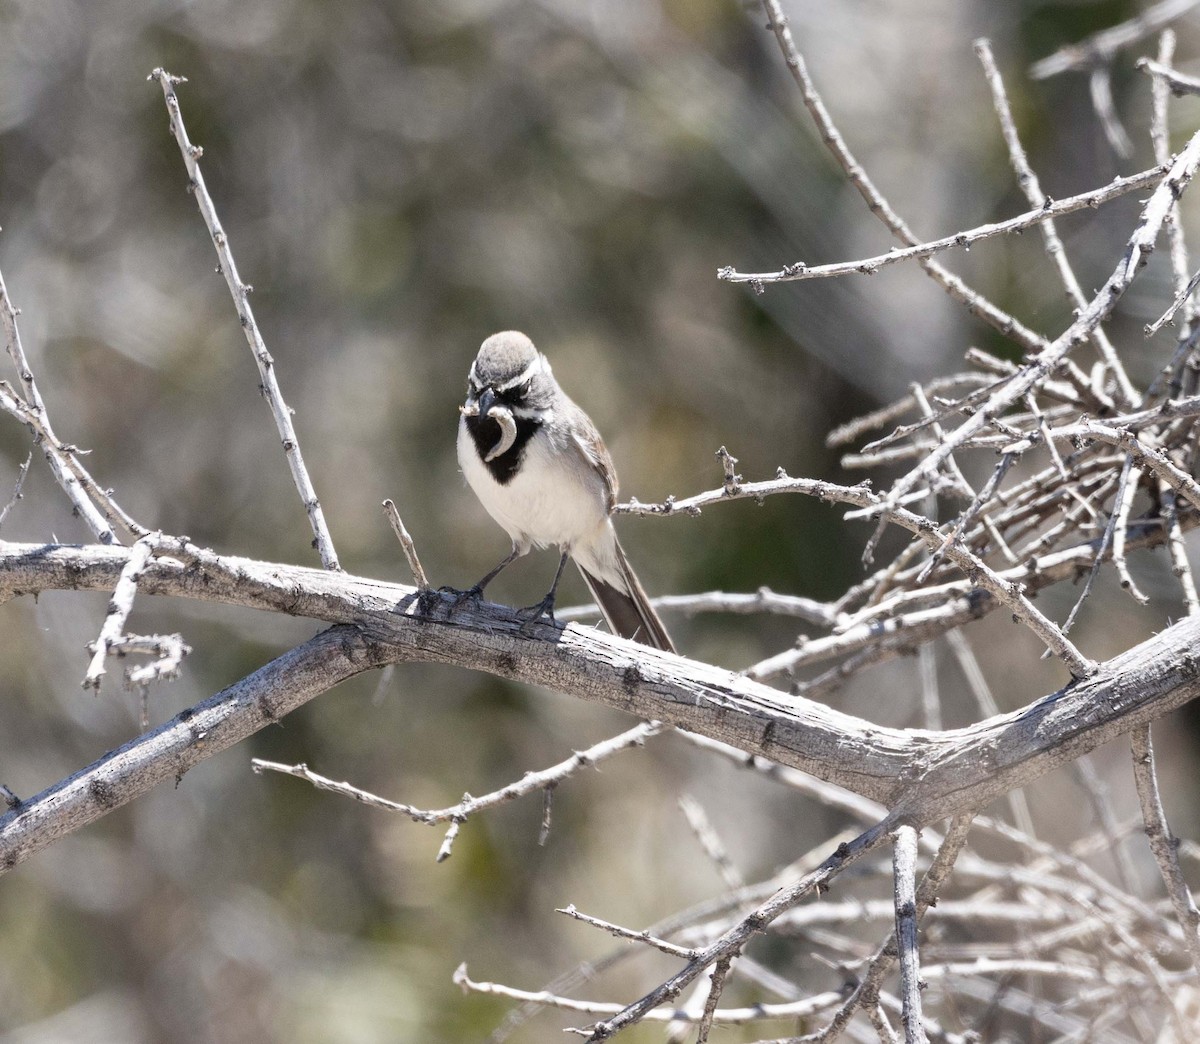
[457,417,610,553]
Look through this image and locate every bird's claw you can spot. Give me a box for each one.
[517,596,557,632]
[420,584,484,617]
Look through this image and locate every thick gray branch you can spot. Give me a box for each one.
[3,540,1200,871]
[1,625,388,871]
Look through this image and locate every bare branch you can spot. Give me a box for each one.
[1,625,390,871]
[1030,0,1200,79]
[892,825,927,1044]
[1147,32,1194,330]
[719,164,1166,294]
[581,818,895,1040]
[1130,725,1200,971]
[11,538,1196,846]
[382,498,430,590]
[887,126,1200,504]
[147,69,341,572]
[452,963,844,1026]
[0,452,30,532]
[811,815,975,1042]
[693,955,733,1044]
[83,534,158,691]
[107,633,191,688]
[556,904,697,960]
[556,588,839,627]
[251,720,665,861]
[0,381,146,541]
[0,273,120,544]
[679,793,745,890]
[976,37,1136,405]
[1089,65,1135,158]
[625,467,1095,677]
[1139,54,1200,96]
[758,0,1048,355]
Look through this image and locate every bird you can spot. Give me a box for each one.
[454,330,675,653]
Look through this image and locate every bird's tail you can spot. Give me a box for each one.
[574,526,675,653]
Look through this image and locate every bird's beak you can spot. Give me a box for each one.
[459,386,494,418]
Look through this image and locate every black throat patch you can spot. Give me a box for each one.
[466,412,541,484]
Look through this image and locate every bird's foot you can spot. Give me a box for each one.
[517,594,558,632]
[423,584,484,617]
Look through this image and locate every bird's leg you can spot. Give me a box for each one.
[435,544,524,613]
[518,551,570,630]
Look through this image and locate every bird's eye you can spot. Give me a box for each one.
[518,380,533,398]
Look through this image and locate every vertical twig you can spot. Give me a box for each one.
[818,816,974,1042]
[1150,33,1192,306]
[694,956,734,1044]
[1089,66,1134,159]
[1072,754,1140,895]
[892,825,927,1044]
[909,383,974,500]
[148,69,341,572]
[1130,725,1200,971]
[944,630,1035,837]
[383,499,431,590]
[1160,481,1200,614]
[83,534,158,690]
[866,1002,900,1044]
[0,451,31,532]
[1111,459,1149,603]
[679,793,745,890]
[975,38,1137,407]
[918,645,941,733]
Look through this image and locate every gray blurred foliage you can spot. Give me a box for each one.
[1,0,1195,1041]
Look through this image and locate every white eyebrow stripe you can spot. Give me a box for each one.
[510,404,550,421]
[468,361,480,388]
[494,357,542,392]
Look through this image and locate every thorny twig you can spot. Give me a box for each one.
[252,720,666,861]
[382,498,430,590]
[148,69,341,572]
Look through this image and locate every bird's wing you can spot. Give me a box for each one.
[564,401,619,513]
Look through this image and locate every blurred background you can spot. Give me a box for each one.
[2,0,1200,1040]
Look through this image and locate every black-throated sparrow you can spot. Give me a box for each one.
[456,331,675,652]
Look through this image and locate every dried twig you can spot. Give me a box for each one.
[1030,0,1200,79]
[251,720,666,861]
[625,466,1096,678]
[694,956,733,1044]
[580,818,895,1041]
[1130,726,1200,971]
[453,963,844,1026]
[556,904,697,960]
[717,164,1166,294]
[0,273,120,544]
[0,381,147,541]
[556,588,838,627]
[382,498,430,590]
[148,69,341,572]
[1138,55,1200,96]
[679,793,745,890]
[83,534,158,691]
[0,451,30,531]
[887,126,1200,504]
[812,816,975,1042]
[757,0,1048,356]
[892,825,927,1044]
[976,37,1136,406]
